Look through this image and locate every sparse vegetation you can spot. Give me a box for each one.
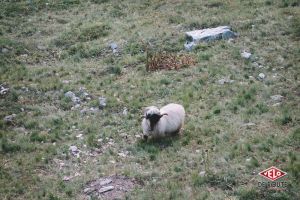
[0,0,299,199]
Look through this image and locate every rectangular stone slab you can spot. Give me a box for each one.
[185,26,237,42]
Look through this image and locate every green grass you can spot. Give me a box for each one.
[0,0,299,199]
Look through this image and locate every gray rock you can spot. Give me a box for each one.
[123,107,128,116]
[241,51,252,59]
[90,107,99,112]
[184,41,196,51]
[272,103,281,107]
[72,96,81,104]
[69,145,80,157]
[4,114,16,123]
[99,186,114,193]
[110,42,118,49]
[74,104,81,108]
[0,85,9,95]
[65,91,81,104]
[80,108,88,114]
[1,48,9,53]
[65,91,76,98]
[69,145,78,152]
[185,26,237,49]
[199,171,206,177]
[258,73,266,80]
[217,78,234,85]
[84,187,96,194]
[62,80,70,84]
[37,45,47,50]
[270,95,284,102]
[110,42,118,53]
[99,97,107,109]
[242,122,256,127]
[99,178,112,186]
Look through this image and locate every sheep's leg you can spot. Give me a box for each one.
[143,135,148,140]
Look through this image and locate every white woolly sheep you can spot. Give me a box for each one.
[141,103,185,139]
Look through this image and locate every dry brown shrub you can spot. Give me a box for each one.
[146,51,197,71]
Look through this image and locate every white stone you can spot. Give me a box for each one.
[186,26,237,42]
[110,42,118,50]
[258,73,266,79]
[37,45,47,50]
[270,95,284,102]
[0,85,9,95]
[217,78,234,85]
[99,97,107,109]
[99,186,114,193]
[65,91,76,98]
[99,179,112,186]
[98,138,103,142]
[69,145,78,152]
[241,51,252,59]
[123,107,128,116]
[4,114,16,123]
[1,48,9,53]
[272,103,281,107]
[242,122,256,127]
[199,171,206,177]
[118,152,127,157]
[184,41,196,51]
[185,26,237,50]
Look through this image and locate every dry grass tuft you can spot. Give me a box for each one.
[146,51,197,71]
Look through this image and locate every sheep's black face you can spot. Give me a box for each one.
[146,113,161,131]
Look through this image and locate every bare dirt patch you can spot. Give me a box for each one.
[83,175,139,199]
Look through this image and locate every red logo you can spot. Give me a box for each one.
[259,166,287,181]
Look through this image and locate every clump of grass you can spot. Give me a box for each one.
[124,41,143,56]
[290,128,300,143]
[30,131,47,142]
[291,15,300,39]
[213,108,221,115]
[160,78,171,85]
[193,172,237,190]
[233,87,257,107]
[258,143,271,152]
[168,15,185,24]
[280,0,299,7]
[87,134,98,147]
[91,0,109,4]
[247,157,259,169]
[108,66,122,75]
[79,23,110,41]
[66,43,102,58]
[276,113,293,125]
[55,22,111,47]
[1,137,21,153]
[238,189,259,200]
[0,37,27,66]
[198,53,213,61]
[286,152,300,179]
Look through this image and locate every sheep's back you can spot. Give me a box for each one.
[160,103,185,134]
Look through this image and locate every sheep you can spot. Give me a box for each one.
[141,103,185,139]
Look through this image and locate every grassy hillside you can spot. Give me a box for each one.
[0,0,299,199]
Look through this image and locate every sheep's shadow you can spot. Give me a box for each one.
[136,135,181,151]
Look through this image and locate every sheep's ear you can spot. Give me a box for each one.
[143,107,151,115]
[160,113,168,118]
[141,115,146,119]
